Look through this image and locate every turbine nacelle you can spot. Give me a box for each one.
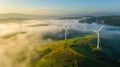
[92,30,98,33]
[92,25,105,33]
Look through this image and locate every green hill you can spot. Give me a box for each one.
[29,35,119,67]
[79,16,120,26]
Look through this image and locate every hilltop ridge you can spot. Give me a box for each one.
[29,35,119,67]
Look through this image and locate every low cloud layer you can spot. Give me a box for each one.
[0,19,120,67]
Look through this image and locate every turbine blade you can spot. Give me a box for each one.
[98,25,104,32]
[92,30,98,33]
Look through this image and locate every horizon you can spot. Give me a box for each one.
[0,0,120,16]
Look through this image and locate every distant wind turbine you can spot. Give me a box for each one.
[63,25,70,48]
[19,21,22,32]
[60,21,69,40]
[64,25,68,40]
[82,17,89,33]
[82,20,87,33]
[92,20,105,49]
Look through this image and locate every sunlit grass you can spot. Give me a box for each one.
[29,35,115,67]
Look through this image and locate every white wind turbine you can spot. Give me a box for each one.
[64,25,68,40]
[92,20,105,49]
[63,24,70,48]
[19,21,22,32]
[82,17,89,33]
[82,20,87,33]
[58,22,68,41]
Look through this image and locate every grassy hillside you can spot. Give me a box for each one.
[29,35,119,67]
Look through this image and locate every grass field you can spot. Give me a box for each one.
[29,35,118,67]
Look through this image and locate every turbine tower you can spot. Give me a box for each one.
[82,17,89,33]
[82,20,87,33]
[19,21,22,32]
[63,25,70,48]
[64,25,68,40]
[92,20,104,49]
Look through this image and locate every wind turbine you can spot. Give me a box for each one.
[82,20,87,33]
[63,25,70,48]
[64,25,68,40]
[19,21,22,32]
[82,17,89,33]
[58,22,68,40]
[92,20,105,49]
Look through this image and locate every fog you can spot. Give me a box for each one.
[0,19,120,67]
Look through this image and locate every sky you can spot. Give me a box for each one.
[0,0,120,16]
